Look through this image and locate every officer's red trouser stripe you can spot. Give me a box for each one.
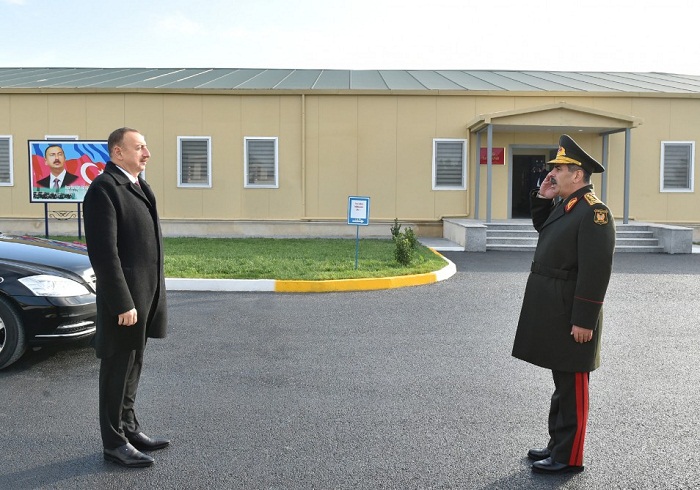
[569,372,589,466]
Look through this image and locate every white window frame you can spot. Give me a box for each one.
[0,135,13,186]
[660,141,695,193]
[177,136,212,188]
[432,138,467,190]
[244,137,279,189]
[45,135,78,140]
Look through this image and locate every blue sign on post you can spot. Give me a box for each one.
[347,196,370,225]
[347,196,370,269]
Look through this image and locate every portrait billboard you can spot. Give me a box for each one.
[29,140,108,203]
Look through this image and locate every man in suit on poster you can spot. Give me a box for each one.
[512,134,616,474]
[36,144,80,189]
[83,127,169,468]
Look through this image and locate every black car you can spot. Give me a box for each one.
[0,233,97,369]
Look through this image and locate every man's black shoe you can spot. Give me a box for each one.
[527,447,551,461]
[532,457,584,474]
[126,432,170,451]
[103,443,154,468]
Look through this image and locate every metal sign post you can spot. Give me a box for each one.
[347,196,370,269]
[42,203,83,239]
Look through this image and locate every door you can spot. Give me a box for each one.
[512,155,547,218]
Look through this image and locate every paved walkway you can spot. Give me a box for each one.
[3,251,699,489]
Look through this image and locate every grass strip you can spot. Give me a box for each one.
[51,236,447,280]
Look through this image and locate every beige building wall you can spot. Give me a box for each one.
[1,90,699,235]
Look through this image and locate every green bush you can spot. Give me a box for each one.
[394,235,413,265]
[391,219,418,266]
[403,227,418,250]
[390,218,402,240]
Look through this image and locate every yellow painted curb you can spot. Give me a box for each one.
[275,272,435,293]
[274,249,456,293]
[167,249,456,293]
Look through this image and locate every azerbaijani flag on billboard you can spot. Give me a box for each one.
[29,140,108,203]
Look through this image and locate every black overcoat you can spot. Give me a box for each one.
[83,162,167,358]
[512,185,615,372]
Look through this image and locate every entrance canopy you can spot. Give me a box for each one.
[468,102,643,223]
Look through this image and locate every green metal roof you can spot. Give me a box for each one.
[1,67,700,93]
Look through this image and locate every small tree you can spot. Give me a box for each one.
[390,218,402,240]
[391,219,418,266]
[394,234,413,265]
[403,227,418,250]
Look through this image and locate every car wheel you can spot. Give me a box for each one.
[0,296,26,369]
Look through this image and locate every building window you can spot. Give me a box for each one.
[45,135,78,140]
[178,137,211,187]
[661,141,694,192]
[433,139,467,190]
[245,137,278,188]
[0,136,12,186]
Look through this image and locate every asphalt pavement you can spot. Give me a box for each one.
[1,251,699,489]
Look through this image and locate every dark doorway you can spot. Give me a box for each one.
[512,155,547,218]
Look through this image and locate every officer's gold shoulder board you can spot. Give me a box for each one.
[584,193,603,206]
[594,208,609,225]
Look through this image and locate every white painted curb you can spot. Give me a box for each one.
[164,250,456,293]
[165,278,275,292]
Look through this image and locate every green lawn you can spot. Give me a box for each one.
[162,237,446,280]
[53,236,447,280]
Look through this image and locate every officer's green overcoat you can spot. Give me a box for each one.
[512,184,615,372]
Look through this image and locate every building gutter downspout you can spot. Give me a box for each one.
[301,94,306,216]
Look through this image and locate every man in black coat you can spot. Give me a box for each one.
[83,127,169,468]
[512,134,616,474]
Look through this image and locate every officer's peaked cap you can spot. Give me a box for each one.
[548,134,605,173]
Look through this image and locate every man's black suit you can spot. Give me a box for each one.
[83,162,167,449]
[36,171,79,188]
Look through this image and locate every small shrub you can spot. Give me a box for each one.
[391,220,418,266]
[394,235,413,265]
[390,218,402,240]
[403,227,418,249]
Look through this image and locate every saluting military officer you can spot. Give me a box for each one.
[512,134,616,474]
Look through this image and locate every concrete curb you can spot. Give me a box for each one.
[165,249,457,293]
